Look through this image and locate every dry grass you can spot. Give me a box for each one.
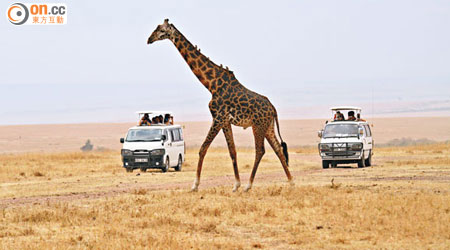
[1,185,449,249]
[0,144,449,249]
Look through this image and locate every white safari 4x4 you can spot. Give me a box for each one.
[120,111,185,173]
[318,107,373,169]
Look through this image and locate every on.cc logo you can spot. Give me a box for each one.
[7,3,29,25]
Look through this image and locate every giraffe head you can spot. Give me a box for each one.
[147,19,174,44]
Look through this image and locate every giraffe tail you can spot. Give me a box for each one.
[274,111,289,165]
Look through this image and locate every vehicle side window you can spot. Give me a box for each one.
[170,129,179,142]
[173,129,180,141]
[169,129,175,142]
[178,128,183,141]
[361,126,367,137]
[165,129,171,141]
[364,125,372,137]
[359,126,365,136]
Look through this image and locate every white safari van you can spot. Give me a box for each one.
[120,111,185,173]
[318,107,373,169]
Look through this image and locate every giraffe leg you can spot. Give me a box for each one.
[222,123,241,192]
[191,121,222,192]
[244,126,266,192]
[265,125,293,184]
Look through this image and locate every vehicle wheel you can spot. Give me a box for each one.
[322,160,330,169]
[162,157,169,173]
[174,155,182,172]
[358,151,366,168]
[365,150,372,167]
[331,162,337,168]
[140,167,147,172]
[126,167,133,173]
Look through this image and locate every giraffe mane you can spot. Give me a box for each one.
[170,23,234,75]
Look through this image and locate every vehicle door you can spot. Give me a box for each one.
[359,125,369,158]
[169,128,180,166]
[364,124,373,152]
[169,128,183,165]
[174,128,185,162]
[164,129,175,167]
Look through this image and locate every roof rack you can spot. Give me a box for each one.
[136,111,173,116]
[329,106,364,123]
[136,111,174,126]
[330,106,361,111]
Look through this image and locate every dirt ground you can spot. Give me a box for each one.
[0,116,449,153]
[0,143,449,249]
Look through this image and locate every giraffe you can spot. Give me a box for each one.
[147,19,293,192]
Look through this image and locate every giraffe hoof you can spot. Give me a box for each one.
[191,179,199,192]
[244,184,252,192]
[232,182,241,192]
[191,185,199,192]
[288,178,295,187]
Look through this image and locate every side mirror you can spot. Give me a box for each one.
[318,130,323,138]
[161,135,167,141]
[120,138,124,143]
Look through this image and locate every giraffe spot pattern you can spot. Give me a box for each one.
[149,22,292,190]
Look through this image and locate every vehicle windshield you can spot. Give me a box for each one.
[126,129,163,142]
[323,124,359,138]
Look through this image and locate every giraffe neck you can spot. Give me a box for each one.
[169,25,238,93]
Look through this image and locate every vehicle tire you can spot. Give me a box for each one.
[126,167,133,173]
[331,162,337,168]
[358,151,366,168]
[162,157,169,173]
[174,155,182,172]
[322,160,330,169]
[365,150,372,167]
[140,167,147,172]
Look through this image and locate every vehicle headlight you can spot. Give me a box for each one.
[319,144,331,151]
[150,149,165,155]
[121,149,132,156]
[350,143,363,150]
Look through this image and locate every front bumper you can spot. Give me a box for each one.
[122,155,165,169]
[318,143,363,161]
[319,151,362,160]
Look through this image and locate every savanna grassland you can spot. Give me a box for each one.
[1,116,450,153]
[0,143,449,249]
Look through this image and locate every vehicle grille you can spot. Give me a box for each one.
[325,151,357,157]
[133,150,149,155]
[326,143,359,157]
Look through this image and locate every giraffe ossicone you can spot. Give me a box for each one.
[148,19,293,191]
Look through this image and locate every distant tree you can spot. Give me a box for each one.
[81,139,93,152]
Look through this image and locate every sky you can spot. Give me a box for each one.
[0,0,449,125]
